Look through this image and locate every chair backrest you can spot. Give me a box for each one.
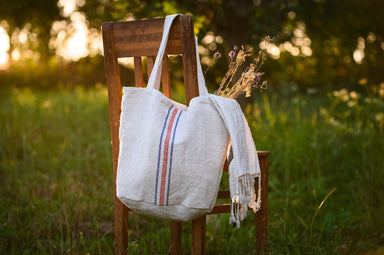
[101,15,200,254]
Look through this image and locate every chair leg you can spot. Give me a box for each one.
[115,198,129,255]
[192,215,206,255]
[255,155,269,255]
[170,221,182,254]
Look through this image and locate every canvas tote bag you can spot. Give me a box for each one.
[116,14,230,221]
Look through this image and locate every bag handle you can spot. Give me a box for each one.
[147,14,209,97]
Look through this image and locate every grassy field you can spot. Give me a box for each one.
[0,85,383,254]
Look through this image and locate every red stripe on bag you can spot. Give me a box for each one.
[159,108,179,205]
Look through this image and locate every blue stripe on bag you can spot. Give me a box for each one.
[154,105,174,205]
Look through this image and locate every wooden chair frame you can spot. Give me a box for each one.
[102,15,269,255]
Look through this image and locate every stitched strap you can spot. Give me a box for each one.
[147,14,208,97]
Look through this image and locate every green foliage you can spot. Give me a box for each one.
[108,0,291,46]
[106,0,384,92]
[1,86,383,254]
[0,0,59,28]
[0,0,60,58]
[0,86,114,254]
[292,0,384,90]
[248,87,384,253]
[79,0,114,28]
[1,0,383,93]
[0,55,109,89]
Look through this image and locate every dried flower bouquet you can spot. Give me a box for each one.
[214,42,268,99]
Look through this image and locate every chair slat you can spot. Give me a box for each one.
[111,18,183,58]
[162,56,171,98]
[134,57,144,87]
[209,204,231,214]
[147,56,155,80]
[217,190,230,199]
[116,42,182,58]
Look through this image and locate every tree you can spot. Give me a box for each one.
[104,0,384,91]
[294,0,384,89]
[0,0,61,62]
[99,0,293,47]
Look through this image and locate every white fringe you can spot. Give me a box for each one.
[229,173,261,228]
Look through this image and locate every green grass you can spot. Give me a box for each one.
[0,86,383,254]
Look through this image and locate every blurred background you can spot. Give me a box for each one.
[1,0,383,92]
[0,0,383,254]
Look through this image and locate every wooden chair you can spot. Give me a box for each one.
[101,15,270,255]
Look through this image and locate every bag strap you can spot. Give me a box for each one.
[147,14,209,97]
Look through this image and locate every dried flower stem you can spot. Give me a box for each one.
[215,38,270,99]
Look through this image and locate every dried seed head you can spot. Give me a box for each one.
[236,51,245,62]
[228,50,236,59]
